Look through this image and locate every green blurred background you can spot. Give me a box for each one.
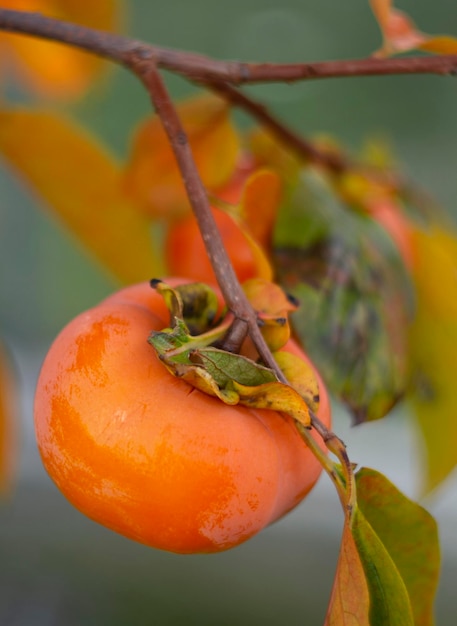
[1,0,456,623]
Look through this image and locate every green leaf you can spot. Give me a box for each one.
[0,108,164,284]
[352,506,414,626]
[192,347,277,388]
[274,168,413,423]
[356,468,440,626]
[326,468,439,625]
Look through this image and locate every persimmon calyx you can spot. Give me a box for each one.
[148,280,312,428]
[150,278,221,335]
[242,278,299,351]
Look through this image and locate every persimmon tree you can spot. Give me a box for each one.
[1,0,457,623]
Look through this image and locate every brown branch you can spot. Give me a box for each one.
[1,9,456,86]
[208,81,348,174]
[138,64,287,380]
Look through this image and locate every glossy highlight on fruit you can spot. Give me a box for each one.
[34,279,331,554]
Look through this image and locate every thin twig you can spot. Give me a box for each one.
[207,81,347,174]
[138,64,287,380]
[0,9,456,86]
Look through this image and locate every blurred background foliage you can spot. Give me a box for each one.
[0,0,456,624]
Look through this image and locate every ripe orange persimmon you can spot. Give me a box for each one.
[34,279,331,554]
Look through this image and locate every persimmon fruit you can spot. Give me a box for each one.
[34,279,331,554]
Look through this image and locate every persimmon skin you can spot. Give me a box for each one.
[34,279,331,554]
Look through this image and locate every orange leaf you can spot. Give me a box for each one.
[0,0,120,99]
[370,0,426,57]
[325,518,370,625]
[241,169,282,249]
[370,0,456,58]
[0,108,163,284]
[0,341,17,496]
[123,93,240,220]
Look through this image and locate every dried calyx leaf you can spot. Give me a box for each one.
[242,278,299,351]
[150,279,220,335]
[148,280,313,428]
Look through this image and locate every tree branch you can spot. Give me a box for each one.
[139,64,287,380]
[0,9,456,86]
[207,81,348,174]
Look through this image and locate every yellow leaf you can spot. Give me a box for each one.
[232,380,311,429]
[274,351,320,413]
[0,341,17,496]
[241,169,282,250]
[419,35,457,55]
[0,0,121,99]
[409,225,457,491]
[243,278,296,349]
[411,226,457,320]
[123,93,240,220]
[248,127,301,178]
[0,108,164,284]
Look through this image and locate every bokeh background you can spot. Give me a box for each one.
[1,0,456,624]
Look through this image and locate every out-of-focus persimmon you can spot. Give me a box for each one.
[34,279,331,554]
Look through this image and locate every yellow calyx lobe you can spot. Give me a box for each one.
[242,278,299,351]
